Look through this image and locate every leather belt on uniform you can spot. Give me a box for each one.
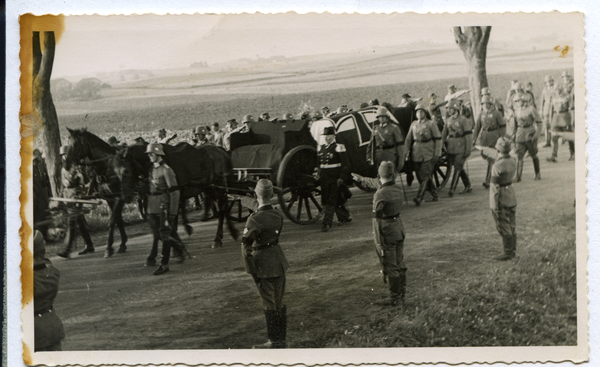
[320,163,341,169]
[415,138,431,143]
[499,182,512,187]
[448,133,464,138]
[518,123,533,128]
[482,127,498,132]
[252,243,276,251]
[375,213,400,220]
[376,144,395,150]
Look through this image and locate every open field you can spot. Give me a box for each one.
[43,46,578,351]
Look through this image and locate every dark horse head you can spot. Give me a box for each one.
[65,127,135,203]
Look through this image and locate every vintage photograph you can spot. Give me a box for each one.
[19,11,586,366]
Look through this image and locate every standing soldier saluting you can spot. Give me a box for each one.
[367,107,405,173]
[145,143,185,275]
[442,99,473,197]
[404,103,442,206]
[474,95,506,188]
[352,162,407,306]
[318,126,352,232]
[490,136,518,261]
[241,179,289,349]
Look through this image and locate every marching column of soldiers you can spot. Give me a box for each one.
[32,70,575,349]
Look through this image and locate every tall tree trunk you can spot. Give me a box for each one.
[453,26,491,119]
[33,31,62,197]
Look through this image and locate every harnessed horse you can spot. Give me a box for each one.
[64,128,136,257]
[116,142,239,249]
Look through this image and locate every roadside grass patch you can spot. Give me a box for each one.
[326,234,576,347]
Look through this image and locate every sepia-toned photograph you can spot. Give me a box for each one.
[14,8,587,367]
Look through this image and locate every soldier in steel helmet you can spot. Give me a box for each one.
[474,95,507,188]
[481,87,505,117]
[233,114,254,134]
[404,103,442,206]
[367,107,406,173]
[241,179,289,349]
[541,75,556,148]
[351,161,407,307]
[318,126,352,232]
[442,99,474,197]
[193,126,213,147]
[57,145,95,258]
[490,136,518,261]
[513,93,542,181]
[281,113,295,124]
[145,143,186,275]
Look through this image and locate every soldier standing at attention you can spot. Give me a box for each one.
[513,93,542,181]
[547,84,575,162]
[540,75,556,148]
[442,99,473,197]
[481,87,505,117]
[145,143,185,275]
[319,126,352,232]
[367,107,405,173]
[404,104,442,206]
[474,95,506,188]
[241,179,289,349]
[351,162,407,306]
[490,136,518,261]
[57,145,95,258]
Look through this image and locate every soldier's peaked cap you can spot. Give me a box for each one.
[255,178,274,196]
[378,161,395,178]
[322,126,336,135]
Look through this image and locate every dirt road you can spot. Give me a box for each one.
[48,145,576,350]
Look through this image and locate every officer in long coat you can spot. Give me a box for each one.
[442,99,473,197]
[145,143,185,275]
[352,162,407,306]
[367,107,405,172]
[318,126,351,232]
[540,75,556,147]
[474,96,506,188]
[513,93,542,181]
[241,179,289,349]
[57,146,95,258]
[404,104,442,206]
[490,136,518,261]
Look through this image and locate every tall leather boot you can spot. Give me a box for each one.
[494,235,514,261]
[532,156,541,180]
[413,180,428,206]
[321,205,334,232]
[448,170,461,197]
[253,309,279,349]
[459,170,472,194]
[273,306,287,348]
[512,234,517,258]
[483,164,492,188]
[515,160,523,182]
[375,277,401,306]
[57,221,77,258]
[398,270,407,302]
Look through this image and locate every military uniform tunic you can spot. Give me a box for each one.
[404,118,442,162]
[319,142,351,225]
[513,105,542,160]
[242,205,289,310]
[474,110,506,148]
[369,121,405,169]
[490,155,517,238]
[442,114,473,155]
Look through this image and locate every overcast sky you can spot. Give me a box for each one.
[53,12,573,78]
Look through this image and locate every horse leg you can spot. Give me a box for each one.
[223,192,239,241]
[201,190,213,222]
[180,198,193,236]
[105,199,117,258]
[211,189,226,248]
[114,199,128,253]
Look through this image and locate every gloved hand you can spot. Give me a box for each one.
[337,178,344,186]
[431,155,439,165]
